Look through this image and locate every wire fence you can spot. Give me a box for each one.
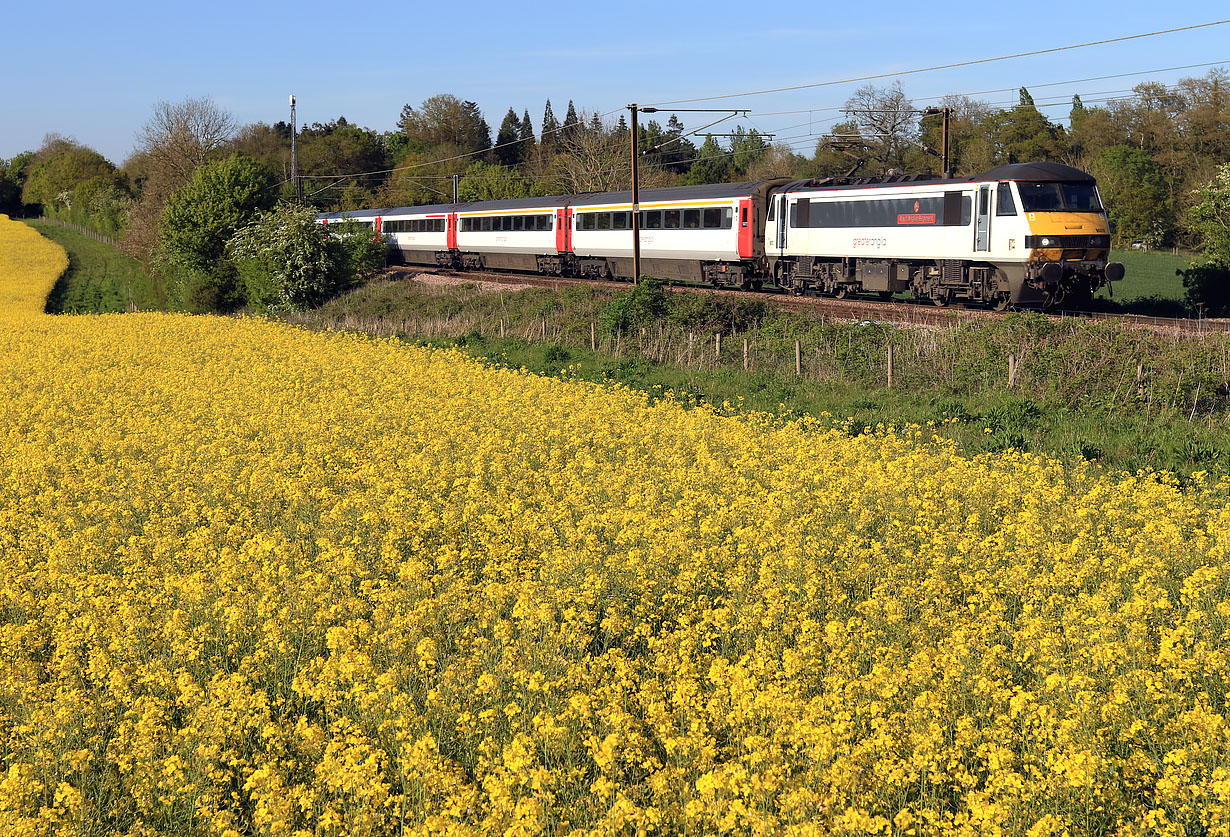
[35,216,119,248]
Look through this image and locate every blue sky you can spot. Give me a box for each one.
[4,1,1228,166]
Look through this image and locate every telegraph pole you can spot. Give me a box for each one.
[924,106,951,178]
[290,94,301,200]
[629,104,641,284]
[627,105,748,285]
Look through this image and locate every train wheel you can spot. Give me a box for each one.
[992,293,1011,312]
[931,292,949,308]
[752,280,763,291]
[878,291,894,301]
[833,286,849,299]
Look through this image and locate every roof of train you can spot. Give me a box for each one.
[779,162,1095,193]
[316,180,787,220]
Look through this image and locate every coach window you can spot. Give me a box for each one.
[683,209,700,229]
[612,212,627,230]
[702,208,721,228]
[541,216,553,231]
[580,214,594,231]
[597,213,611,230]
[511,216,523,231]
[996,183,1017,216]
[665,209,680,229]
[483,217,494,232]
[643,210,662,229]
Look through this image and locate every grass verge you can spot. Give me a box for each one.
[25,220,164,313]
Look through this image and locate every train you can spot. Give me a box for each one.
[317,161,1124,310]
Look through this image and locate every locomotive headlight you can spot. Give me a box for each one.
[1040,237,1053,247]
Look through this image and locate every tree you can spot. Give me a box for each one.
[1181,163,1230,316]
[159,155,275,310]
[1092,145,1173,248]
[495,108,523,167]
[125,97,237,264]
[979,94,1065,165]
[296,118,389,209]
[21,136,118,213]
[135,98,237,185]
[457,160,529,201]
[540,123,671,195]
[541,100,560,152]
[519,110,536,156]
[0,153,33,216]
[380,142,468,207]
[1188,163,1230,264]
[730,126,770,175]
[677,136,730,185]
[398,94,490,154]
[563,100,581,143]
[842,82,919,173]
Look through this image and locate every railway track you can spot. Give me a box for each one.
[390,266,1228,336]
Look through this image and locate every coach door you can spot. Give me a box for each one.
[556,208,573,253]
[974,184,992,252]
[776,194,789,252]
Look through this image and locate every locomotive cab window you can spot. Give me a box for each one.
[996,183,1017,216]
[1017,181,1103,213]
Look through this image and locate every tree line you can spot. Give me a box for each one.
[1,71,1228,312]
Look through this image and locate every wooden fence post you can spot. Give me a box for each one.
[743,338,749,371]
[1008,353,1017,388]
[715,332,722,360]
[590,321,596,351]
[887,344,894,388]
[795,340,802,376]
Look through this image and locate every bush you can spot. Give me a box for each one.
[159,156,274,310]
[227,205,388,311]
[1180,261,1230,317]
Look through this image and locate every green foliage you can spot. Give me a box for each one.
[678,136,731,186]
[227,203,338,310]
[1188,162,1230,265]
[398,94,490,154]
[494,108,523,167]
[0,153,33,216]
[1094,145,1173,248]
[457,161,529,202]
[601,278,671,334]
[159,155,275,311]
[21,141,116,211]
[161,155,275,275]
[330,219,389,284]
[1180,262,1230,317]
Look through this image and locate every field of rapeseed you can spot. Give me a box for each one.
[2,212,1230,835]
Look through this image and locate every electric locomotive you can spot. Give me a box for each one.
[765,162,1123,309]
